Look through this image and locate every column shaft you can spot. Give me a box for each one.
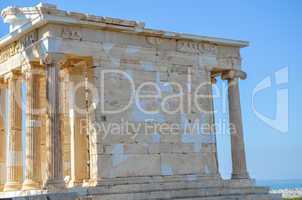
[61,68,71,181]
[4,71,23,192]
[22,65,42,190]
[0,82,6,191]
[43,55,65,191]
[227,77,249,179]
[38,76,48,184]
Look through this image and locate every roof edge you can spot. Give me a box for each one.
[0,3,249,49]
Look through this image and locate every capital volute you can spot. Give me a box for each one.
[22,63,44,80]
[210,77,217,84]
[40,53,67,66]
[4,70,22,82]
[221,69,247,80]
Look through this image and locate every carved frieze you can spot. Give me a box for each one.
[0,31,38,64]
[62,28,82,40]
[176,40,217,55]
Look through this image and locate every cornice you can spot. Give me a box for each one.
[0,3,249,51]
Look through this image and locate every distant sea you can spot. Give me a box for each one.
[256,180,302,190]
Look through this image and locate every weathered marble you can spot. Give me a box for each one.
[22,63,42,190]
[42,54,65,191]
[0,80,6,191]
[4,71,23,192]
[0,2,281,200]
[222,69,249,180]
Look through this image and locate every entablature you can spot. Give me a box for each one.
[0,3,247,76]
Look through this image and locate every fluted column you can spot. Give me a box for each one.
[38,75,48,184]
[222,69,249,180]
[43,54,65,191]
[60,67,71,181]
[0,79,7,191]
[4,71,23,192]
[22,64,42,190]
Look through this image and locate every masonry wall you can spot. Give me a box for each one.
[90,37,219,179]
[42,24,242,180]
[95,66,219,178]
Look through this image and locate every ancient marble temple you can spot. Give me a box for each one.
[0,3,280,200]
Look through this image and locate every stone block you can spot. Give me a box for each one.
[11,192,78,200]
[97,154,161,178]
[160,153,203,175]
[103,143,148,154]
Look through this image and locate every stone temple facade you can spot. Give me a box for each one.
[0,3,280,200]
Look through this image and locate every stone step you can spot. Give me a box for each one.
[82,177,254,196]
[175,193,281,200]
[80,187,273,200]
[86,179,225,195]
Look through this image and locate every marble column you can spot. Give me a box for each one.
[43,54,65,191]
[22,64,42,190]
[60,67,71,181]
[222,69,249,180]
[4,71,23,192]
[38,75,47,184]
[0,79,6,191]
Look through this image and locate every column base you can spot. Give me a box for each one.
[68,179,84,187]
[43,179,66,192]
[86,178,102,187]
[22,179,40,191]
[231,172,250,180]
[3,181,22,192]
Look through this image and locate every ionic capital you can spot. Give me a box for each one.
[22,62,44,80]
[40,53,67,67]
[221,69,247,80]
[4,70,22,82]
[210,77,217,84]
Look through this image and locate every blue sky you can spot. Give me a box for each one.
[0,0,301,181]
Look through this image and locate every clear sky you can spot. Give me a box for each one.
[0,0,301,181]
